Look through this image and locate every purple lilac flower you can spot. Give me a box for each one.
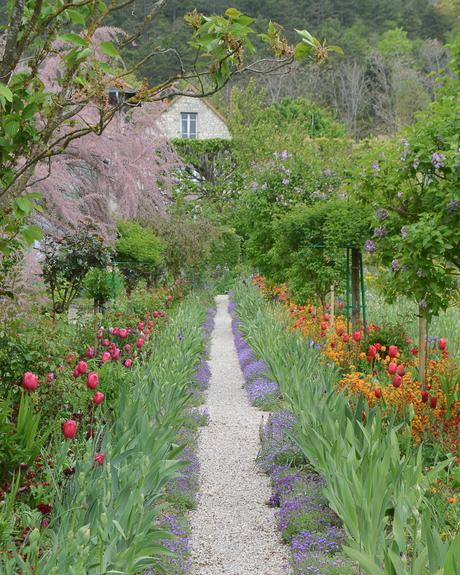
[238,347,257,368]
[281,150,289,161]
[401,226,408,238]
[194,360,211,391]
[447,198,458,214]
[375,208,388,221]
[372,160,380,172]
[365,240,377,254]
[373,225,387,238]
[247,378,279,404]
[392,260,401,272]
[432,152,445,169]
[282,178,290,186]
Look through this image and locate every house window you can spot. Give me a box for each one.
[181,112,198,139]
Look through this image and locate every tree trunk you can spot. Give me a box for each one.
[351,248,361,332]
[419,307,427,391]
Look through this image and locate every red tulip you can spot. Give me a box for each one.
[320,321,327,331]
[411,347,419,356]
[137,321,145,331]
[337,327,344,336]
[438,338,447,351]
[388,345,398,358]
[112,327,120,336]
[368,345,377,358]
[124,344,131,353]
[343,334,349,343]
[148,320,153,329]
[388,363,397,375]
[62,420,77,439]
[421,391,429,403]
[375,388,382,399]
[392,375,402,388]
[97,329,104,339]
[396,364,405,376]
[153,311,159,318]
[323,314,330,322]
[77,361,88,374]
[111,348,121,361]
[167,295,173,302]
[86,371,99,390]
[47,373,55,382]
[102,339,109,347]
[93,452,105,466]
[124,358,133,368]
[136,338,144,349]
[430,396,438,409]
[101,351,111,362]
[92,391,105,405]
[119,328,128,339]
[353,331,362,342]
[23,372,39,391]
[73,367,80,378]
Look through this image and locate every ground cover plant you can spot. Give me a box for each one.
[231,282,460,575]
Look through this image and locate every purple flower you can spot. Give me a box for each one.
[373,225,387,238]
[365,240,377,254]
[432,152,445,169]
[282,178,290,186]
[447,198,458,214]
[391,259,401,272]
[281,150,289,161]
[247,378,279,404]
[243,360,269,382]
[372,160,380,172]
[323,168,332,177]
[401,226,408,238]
[375,208,388,221]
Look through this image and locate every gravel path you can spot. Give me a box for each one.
[190,295,289,575]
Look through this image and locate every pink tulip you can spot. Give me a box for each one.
[102,339,110,347]
[47,373,55,383]
[137,321,145,331]
[153,311,159,319]
[343,334,349,343]
[367,345,377,358]
[77,360,88,374]
[396,364,405,376]
[101,351,111,362]
[93,452,105,466]
[136,338,144,349]
[112,327,120,336]
[62,420,77,439]
[86,371,99,390]
[438,338,447,351]
[86,347,95,358]
[92,391,105,405]
[73,366,80,378]
[388,345,398,358]
[124,359,133,368]
[23,372,39,391]
[124,343,131,353]
[392,375,402,388]
[119,328,128,339]
[97,329,104,339]
[148,320,153,329]
[111,348,121,361]
[388,363,397,375]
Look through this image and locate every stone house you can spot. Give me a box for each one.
[157,93,231,140]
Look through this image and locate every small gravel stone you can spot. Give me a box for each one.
[190,295,289,575]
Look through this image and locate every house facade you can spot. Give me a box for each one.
[157,95,231,140]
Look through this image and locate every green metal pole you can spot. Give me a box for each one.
[359,250,367,332]
[346,247,350,333]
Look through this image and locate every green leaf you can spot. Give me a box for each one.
[99,41,120,58]
[22,225,43,245]
[14,197,33,214]
[59,33,87,47]
[67,8,87,26]
[0,82,13,102]
[225,8,242,19]
[294,42,313,61]
[4,119,20,137]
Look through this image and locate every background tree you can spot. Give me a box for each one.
[115,221,164,294]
